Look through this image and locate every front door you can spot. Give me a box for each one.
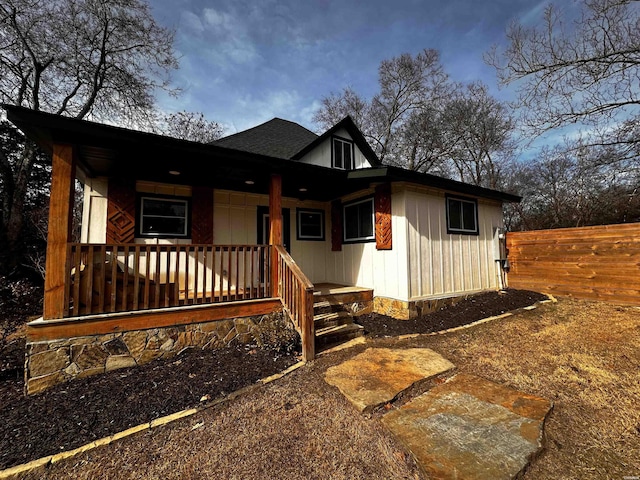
[257,206,290,252]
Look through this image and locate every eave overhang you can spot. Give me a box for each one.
[3,105,520,204]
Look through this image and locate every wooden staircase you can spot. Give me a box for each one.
[312,284,372,351]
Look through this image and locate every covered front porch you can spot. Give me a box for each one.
[3,106,376,368]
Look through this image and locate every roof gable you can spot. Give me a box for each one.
[213,118,318,159]
[291,116,381,167]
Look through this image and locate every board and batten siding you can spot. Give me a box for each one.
[323,188,410,301]
[404,188,504,300]
[213,188,410,300]
[213,190,330,283]
[80,177,108,243]
[298,128,372,169]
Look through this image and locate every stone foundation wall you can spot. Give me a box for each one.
[374,295,473,320]
[26,311,289,395]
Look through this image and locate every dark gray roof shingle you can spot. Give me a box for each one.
[212,118,318,159]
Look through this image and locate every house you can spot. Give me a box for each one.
[3,105,520,394]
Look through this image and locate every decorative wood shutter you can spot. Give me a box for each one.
[331,200,342,251]
[191,186,213,243]
[106,178,136,243]
[375,183,392,250]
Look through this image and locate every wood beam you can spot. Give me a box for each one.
[269,174,283,297]
[27,299,283,342]
[43,144,76,320]
[268,174,283,245]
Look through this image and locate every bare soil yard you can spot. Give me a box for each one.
[13,297,639,480]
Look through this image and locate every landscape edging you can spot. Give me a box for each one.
[0,360,305,479]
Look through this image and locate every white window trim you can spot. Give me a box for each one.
[139,196,189,237]
[446,196,478,234]
[332,137,354,170]
[343,197,375,242]
[296,208,325,241]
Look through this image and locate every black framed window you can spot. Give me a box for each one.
[446,195,478,235]
[343,197,374,242]
[296,208,325,241]
[138,196,190,238]
[332,136,354,170]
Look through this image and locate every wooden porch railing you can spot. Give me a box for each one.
[274,245,315,361]
[65,243,271,317]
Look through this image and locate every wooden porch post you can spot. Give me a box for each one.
[44,144,76,319]
[269,174,282,297]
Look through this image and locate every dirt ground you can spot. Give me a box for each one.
[18,297,640,480]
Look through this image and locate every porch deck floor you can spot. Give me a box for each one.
[313,283,372,296]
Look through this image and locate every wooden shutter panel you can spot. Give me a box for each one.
[106,178,136,243]
[191,186,213,244]
[375,183,392,250]
[331,200,342,251]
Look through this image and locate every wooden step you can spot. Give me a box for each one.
[315,323,364,349]
[314,311,351,329]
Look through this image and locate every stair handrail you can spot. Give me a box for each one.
[274,245,315,361]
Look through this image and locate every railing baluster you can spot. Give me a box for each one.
[143,245,151,309]
[64,244,72,317]
[154,246,161,309]
[227,246,232,301]
[203,245,208,303]
[133,245,140,311]
[184,245,190,305]
[121,245,129,312]
[98,245,106,313]
[110,245,118,312]
[164,245,170,307]
[85,246,94,315]
[194,245,200,304]
[219,246,224,302]
[174,245,180,307]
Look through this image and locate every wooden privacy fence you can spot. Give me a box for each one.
[506,223,640,304]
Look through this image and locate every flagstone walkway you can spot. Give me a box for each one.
[324,348,552,480]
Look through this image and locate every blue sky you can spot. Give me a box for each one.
[150,0,561,135]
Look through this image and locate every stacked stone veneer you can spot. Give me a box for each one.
[26,312,287,395]
[374,295,472,320]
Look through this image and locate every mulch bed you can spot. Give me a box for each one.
[0,288,545,471]
[0,345,297,470]
[357,289,548,337]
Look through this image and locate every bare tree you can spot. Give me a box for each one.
[313,49,450,165]
[443,83,516,189]
[160,111,224,143]
[0,0,178,273]
[487,0,640,156]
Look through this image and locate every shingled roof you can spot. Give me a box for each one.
[213,118,318,159]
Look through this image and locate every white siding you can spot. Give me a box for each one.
[404,187,504,300]
[80,177,108,243]
[298,128,372,169]
[323,188,410,300]
[213,190,330,283]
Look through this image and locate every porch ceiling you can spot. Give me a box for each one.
[3,105,370,201]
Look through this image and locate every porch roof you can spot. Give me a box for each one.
[3,105,520,203]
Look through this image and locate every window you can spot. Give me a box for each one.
[332,137,354,170]
[296,208,325,241]
[343,198,374,242]
[138,196,190,237]
[446,196,478,235]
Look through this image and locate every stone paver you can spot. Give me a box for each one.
[382,373,552,480]
[324,347,455,413]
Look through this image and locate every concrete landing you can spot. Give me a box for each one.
[324,348,455,413]
[382,373,552,480]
